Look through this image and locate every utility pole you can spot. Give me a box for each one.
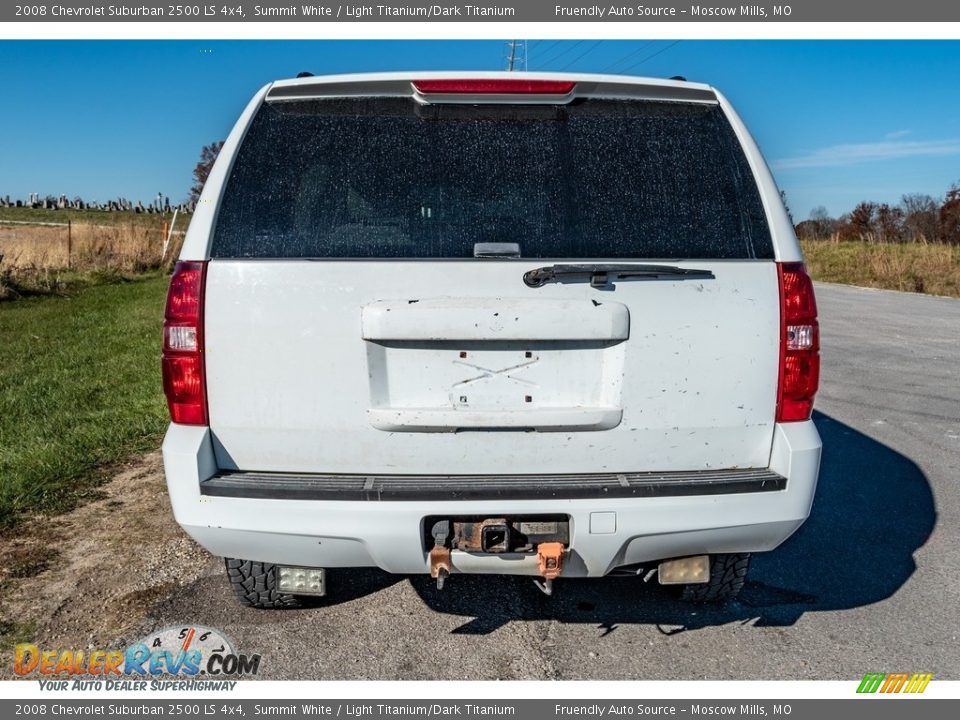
[504,40,527,71]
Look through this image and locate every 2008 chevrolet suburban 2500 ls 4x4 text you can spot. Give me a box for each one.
[161,72,821,608]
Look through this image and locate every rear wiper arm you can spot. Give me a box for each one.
[523,263,715,288]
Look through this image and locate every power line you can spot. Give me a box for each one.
[537,40,585,67]
[602,41,657,73]
[530,40,562,66]
[559,40,605,71]
[619,40,683,74]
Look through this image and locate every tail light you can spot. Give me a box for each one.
[162,261,208,425]
[776,262,820,422]
[412,79,576,95]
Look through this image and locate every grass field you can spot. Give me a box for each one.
[0,214,185,299]
[0,275,170,528]
[801,238,960,298]
[1,222,168,269]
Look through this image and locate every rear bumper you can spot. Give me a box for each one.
[162,421,821,578]
[200,467,786,501]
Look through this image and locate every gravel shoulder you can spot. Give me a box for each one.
[0,451,209,670]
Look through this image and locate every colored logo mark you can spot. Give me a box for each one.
[857,672,933,694]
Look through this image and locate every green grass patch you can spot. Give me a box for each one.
[0,620,36,648]
[0,266,156,301]
[0,275,170,528]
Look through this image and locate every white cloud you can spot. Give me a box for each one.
[884,130,911,140]
[773,137,960,170]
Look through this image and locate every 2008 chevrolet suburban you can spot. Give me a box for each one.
[161,72,821,608]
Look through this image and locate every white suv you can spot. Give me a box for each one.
[161,72,821,607]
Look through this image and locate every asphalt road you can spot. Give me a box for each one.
[140,283,960,680]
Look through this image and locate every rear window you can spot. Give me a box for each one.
[211,96,773,259]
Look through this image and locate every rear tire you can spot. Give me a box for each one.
[680,553,750,603]
[225,558,302,609]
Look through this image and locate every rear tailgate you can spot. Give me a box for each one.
[205,261,777,474]
[200,78,780,476]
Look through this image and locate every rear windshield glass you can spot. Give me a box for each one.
[211,96,773,259]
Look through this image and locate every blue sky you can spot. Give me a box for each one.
[1,40,958,220]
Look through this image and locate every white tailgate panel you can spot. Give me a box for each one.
[204,260,779,474]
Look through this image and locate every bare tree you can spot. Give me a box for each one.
[808,206,834,239]
[876,203,904,243]
[189,140,226,204]
[900,193,938,242]
[940,184,960,245]
[805,183,960,245]
[848,201,878,241]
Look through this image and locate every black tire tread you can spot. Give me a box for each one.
[681,553,750,603]
[225,558,302,609]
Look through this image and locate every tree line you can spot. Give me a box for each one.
[796,182,960,244]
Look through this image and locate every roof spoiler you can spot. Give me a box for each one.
[265,74,718,105]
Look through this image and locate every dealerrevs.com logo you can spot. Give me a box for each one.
[14,625,261,688]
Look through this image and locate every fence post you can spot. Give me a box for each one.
[67,219,72,270]
[162,209,178,261]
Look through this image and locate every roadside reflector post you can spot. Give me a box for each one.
[66,219,72,270]
[162,208,178,261]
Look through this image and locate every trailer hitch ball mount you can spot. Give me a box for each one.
[427,518,568,592]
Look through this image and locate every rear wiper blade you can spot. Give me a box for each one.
[523,263,715,288]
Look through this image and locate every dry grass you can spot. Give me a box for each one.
[801,237,960,298]
[0,222,177,271]
[0,221,183,299]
